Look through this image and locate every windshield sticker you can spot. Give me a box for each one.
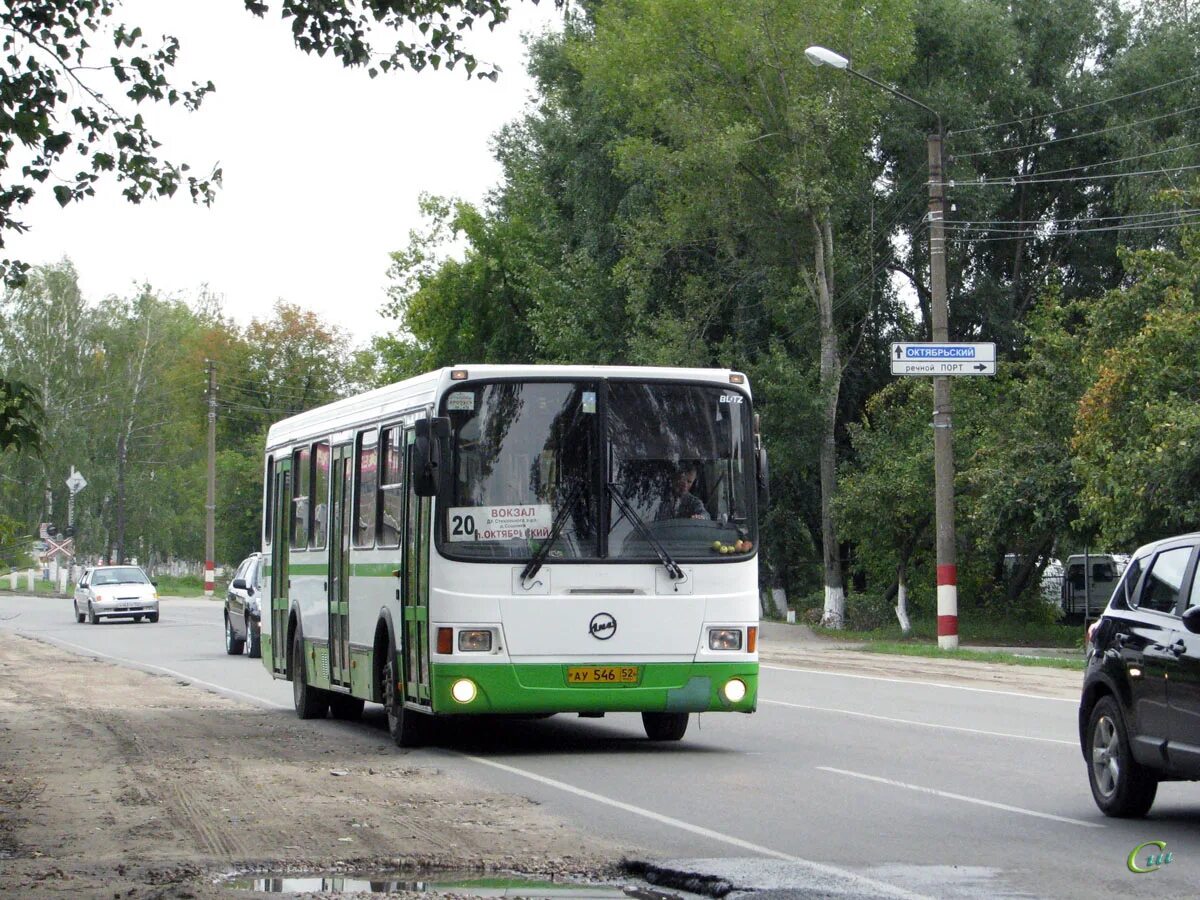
[447,505,553,542]
[582,391,597,414]
[447,392,475,412]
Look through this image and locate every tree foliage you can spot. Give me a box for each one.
[0,261,352,570]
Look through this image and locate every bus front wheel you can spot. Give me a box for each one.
[642,711,689,741]
[292,631,329,720]
[382,639,425,747]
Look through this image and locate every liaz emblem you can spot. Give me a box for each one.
[589,612,616,640]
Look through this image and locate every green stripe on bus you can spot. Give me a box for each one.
[429,661,758,716]
[263,562,399,578]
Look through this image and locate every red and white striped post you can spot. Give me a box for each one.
[205,361,216,597]
[929,133,959,649]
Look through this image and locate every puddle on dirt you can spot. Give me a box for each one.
[225,870,690,899]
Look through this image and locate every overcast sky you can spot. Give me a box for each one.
[11,0,562,346]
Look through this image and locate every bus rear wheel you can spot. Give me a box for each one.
[642,711,689,741]
[382,642,424,747]
[292,631,329,719]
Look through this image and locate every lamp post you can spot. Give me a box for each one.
[806,45,958,649]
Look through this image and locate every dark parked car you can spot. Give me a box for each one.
[224,552,263,658]
[1079,532,1200,817]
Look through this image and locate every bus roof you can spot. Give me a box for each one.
[264,364,749,451]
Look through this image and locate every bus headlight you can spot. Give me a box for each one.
[458,629,493,652]
[723,678,747,703]
[708,628,743,651]
[451,678,477,704]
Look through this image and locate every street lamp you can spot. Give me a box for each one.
[806,45,959,650]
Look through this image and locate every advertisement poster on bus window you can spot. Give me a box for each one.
[447,505,552,542]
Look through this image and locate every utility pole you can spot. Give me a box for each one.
[205,360,217,597]
[928,132,958,650]
[805,45,960,649]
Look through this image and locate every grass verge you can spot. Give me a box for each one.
[857,641,1084,671]
[152,575,218,598]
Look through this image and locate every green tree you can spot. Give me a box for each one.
[571,0,916,626]
[1073,226,1200,545]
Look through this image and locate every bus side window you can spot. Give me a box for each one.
[263,455,274,546]
[291,446,310,549]
[311,441,330,549]
[355,430,377,548]
[378,426,404,547]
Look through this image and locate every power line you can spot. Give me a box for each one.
[951,103,1200,161]
[947,72,1200,138]
[946,162,1200,188]
[945,208,1200,227]
[960,140,1200,182]
[944,217,1200,242]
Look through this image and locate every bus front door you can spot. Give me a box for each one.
[328,443,352,689]
[403,428,431,706]
[269,458,291,676]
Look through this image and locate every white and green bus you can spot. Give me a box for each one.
[260,365,766,745]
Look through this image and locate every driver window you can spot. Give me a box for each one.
[1136,547,1191,615]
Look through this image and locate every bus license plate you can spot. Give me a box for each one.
[567,666,640,684]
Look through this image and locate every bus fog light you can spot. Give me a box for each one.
[451,679,477,703]
[723,678,747,703]
[458,629,493,652]
[709,628,742,651]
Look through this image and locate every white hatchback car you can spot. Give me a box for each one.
[74,565,159,624]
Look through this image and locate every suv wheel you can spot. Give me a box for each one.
[1087,695,1158,817]
[225,614,245,655]
[245,619,261,658]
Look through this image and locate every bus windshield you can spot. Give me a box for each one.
[440,380,755,561]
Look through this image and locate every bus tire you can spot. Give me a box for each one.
[292,631,329,720]
[382,636,424,747]
[642,711,689,741]
[330,694,364,721]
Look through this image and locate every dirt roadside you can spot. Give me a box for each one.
[0,633,631,899]
[0,630,1082,899]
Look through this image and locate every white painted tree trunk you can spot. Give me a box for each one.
[822,584,845,628]
[895,564,912,634]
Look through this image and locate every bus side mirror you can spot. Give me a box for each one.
[756,443,770,510]
[412,416,450,497]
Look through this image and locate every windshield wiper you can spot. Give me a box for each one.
[520,482,585,586]
[606,482,684,580]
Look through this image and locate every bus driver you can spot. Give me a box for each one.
[656,461,709,521]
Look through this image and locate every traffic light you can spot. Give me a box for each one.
[64,526,76,538]
[46,524,58,537]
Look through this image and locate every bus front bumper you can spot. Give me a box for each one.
[430,661,758,715]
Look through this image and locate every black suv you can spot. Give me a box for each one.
[224,552,264,658]
[1079,532,1200,817]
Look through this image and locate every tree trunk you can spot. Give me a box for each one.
[115,431,127,564]
[895,561,912,635]
[808,213,845,628]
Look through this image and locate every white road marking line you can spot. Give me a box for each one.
[761,698,1077,746]
[33,635,291,710]
[761,662,1079,703]
[817,766,1103,828]
[463,754,928,899]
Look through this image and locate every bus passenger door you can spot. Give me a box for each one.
[328,443,353,688]
[403,427,431,705]
[269,458,291,676]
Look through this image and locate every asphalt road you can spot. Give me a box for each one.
[1,592,1197,899]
